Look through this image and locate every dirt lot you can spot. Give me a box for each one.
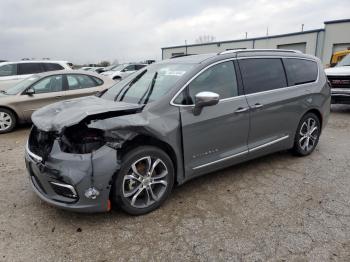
[0,106,350,262]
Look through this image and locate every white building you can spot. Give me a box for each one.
[161,19,350,65]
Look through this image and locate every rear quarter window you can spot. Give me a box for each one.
[283,58,318,86]
[239,58,287,94]
[43,63,64,71]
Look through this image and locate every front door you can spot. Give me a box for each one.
[16,74,66,121]
[176,61,250,178]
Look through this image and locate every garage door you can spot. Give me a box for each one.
[332,43,350,53]
[277,42,306,53]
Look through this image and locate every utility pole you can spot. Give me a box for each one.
[185,40,188,55]
[245,32,248,39]
[301,24,304,32]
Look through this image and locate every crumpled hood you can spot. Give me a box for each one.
[32,96,143,132]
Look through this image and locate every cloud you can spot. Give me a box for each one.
[0,0,348,64]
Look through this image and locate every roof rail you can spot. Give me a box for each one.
[218,49,302,55]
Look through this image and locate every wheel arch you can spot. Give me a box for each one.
[304,108,323,129]
[118,134,178,183]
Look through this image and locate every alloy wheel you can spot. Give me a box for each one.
[298,117,319,152]
[0,111,12,131]
[122,156,169,208]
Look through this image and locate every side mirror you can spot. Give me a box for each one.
[193,91,220,115]
[26,88,35,96]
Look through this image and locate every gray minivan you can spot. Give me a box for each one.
[25,49,331,215]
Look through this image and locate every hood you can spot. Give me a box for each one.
[325,66,350,76]
[32,96,143,132]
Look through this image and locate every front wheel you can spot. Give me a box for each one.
[0,108,16,134]
[113,146,174,215]
[292,113,321,156]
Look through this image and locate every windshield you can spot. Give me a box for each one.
[102,63,194,104]
[4,75,40,95]
[337,54,350,67]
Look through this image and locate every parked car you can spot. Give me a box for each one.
[0,70,114,133]
[25,50,330,215]
[86,67,106,74]
[325,54,350,104]
[100,63,147,81]
[0,61,72,90]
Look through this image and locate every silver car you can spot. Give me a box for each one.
[101,63,147,81]
[25,50,331,215]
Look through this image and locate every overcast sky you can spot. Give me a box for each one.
[0,0,348,64]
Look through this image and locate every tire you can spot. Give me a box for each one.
[292,113,321,156]
[0,108,16,134]
[113,146,174,215]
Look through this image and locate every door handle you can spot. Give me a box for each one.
[235,107,249,113]
[55,96,63,99]
[251,103,263,109]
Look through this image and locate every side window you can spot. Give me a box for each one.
[67,75,81,90]
[43,63,64,71]
[0,64,17,76]
[91,76,104,86]
[31,75,63,94]
[135,65,146,70]
[67,75,96,90]
[283,58,318,86]
[239,58,287,94]
[124,65,136,72]
[18,63,44,75]
[174,61,238,105]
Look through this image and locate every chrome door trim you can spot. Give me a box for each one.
[249,135,290,152]
[192,135,290,170]
[192,150,248,170]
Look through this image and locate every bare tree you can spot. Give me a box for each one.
[195,35,216,44]
[99,61,110,67]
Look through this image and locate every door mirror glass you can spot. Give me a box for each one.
[26,87,35,96]
[193,91,219,115]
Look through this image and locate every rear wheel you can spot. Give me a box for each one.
[292,113,321,156]
[0,108,16,134]
[113,146,174,215]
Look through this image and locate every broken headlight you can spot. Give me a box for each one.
[59,125,106,154]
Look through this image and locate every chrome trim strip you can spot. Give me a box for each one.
[249,135,290,152]
[170,56,319,107]
[50,182,78,198]
[193,150,248,170]
[26,141,43,162]
[192,135,290,170]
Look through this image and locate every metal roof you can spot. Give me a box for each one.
[161,29,324,50]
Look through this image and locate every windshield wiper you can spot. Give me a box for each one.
[115,70,147,102]
[138,72,158,104]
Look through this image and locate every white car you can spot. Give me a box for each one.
[0,61,72,90]
[100,63,147,81]
[325,54,350,104]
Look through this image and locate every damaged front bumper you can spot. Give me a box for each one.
[25,139,119,213]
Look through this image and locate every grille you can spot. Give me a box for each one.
[327,75,350,89]
[50,182,78,199]
[28,126,56,161]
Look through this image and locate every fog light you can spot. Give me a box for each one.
[84,187,100,199]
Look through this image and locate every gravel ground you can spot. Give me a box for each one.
[0,105,349,262]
